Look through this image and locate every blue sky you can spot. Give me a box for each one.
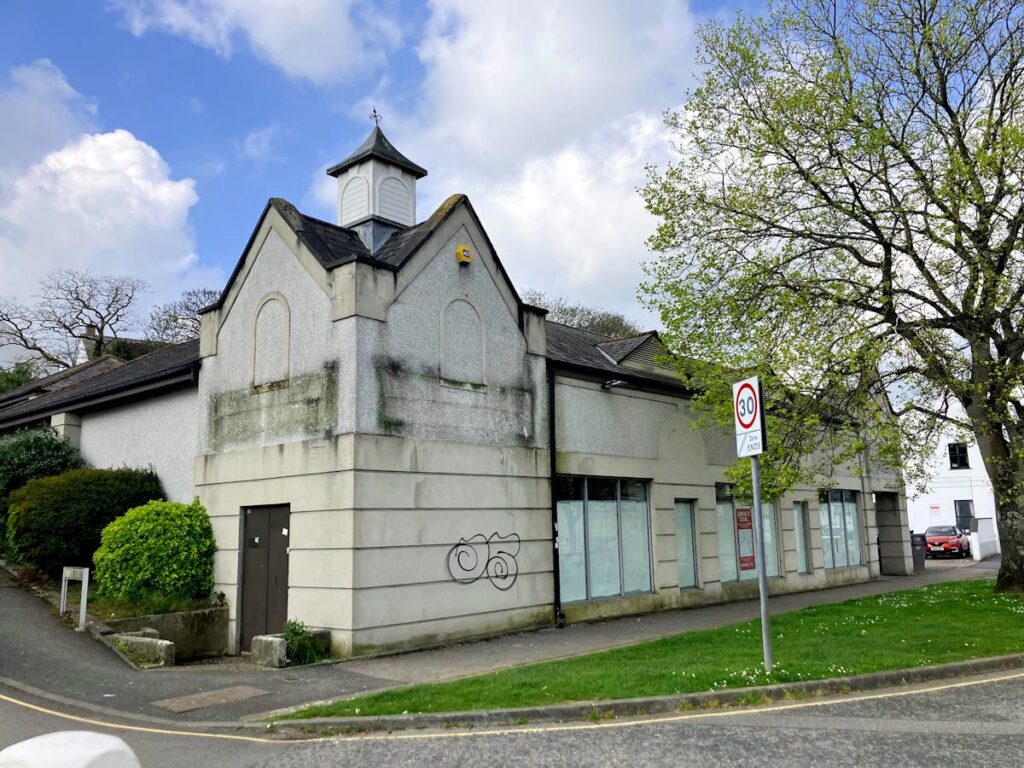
[0,0,750,331]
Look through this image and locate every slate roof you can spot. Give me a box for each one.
[206,194,476,312]
[270,198,372,269]
[0,340,200,427]
[0,356,123,409]
[596,333,656,363]
[545,321,685,391]
[325,127,428,179]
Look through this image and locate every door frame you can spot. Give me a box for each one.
[237,504,291,654]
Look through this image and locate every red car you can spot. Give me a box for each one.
[925,526,971,558]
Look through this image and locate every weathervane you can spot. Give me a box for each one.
[369,107,382,127]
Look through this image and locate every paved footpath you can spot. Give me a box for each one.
[0,559,994,725]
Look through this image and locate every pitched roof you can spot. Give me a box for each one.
[325,127,428,179]
[206,194,479,312]
[0,340,200,427]
[545,321,685,391]
[596,333,656,363]
[270,198,372,269]
[0,356,123,409]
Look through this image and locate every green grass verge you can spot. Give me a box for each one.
[282,579,1024,720]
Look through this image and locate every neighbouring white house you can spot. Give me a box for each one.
[0,127,915,657]
[907,421,1002,561]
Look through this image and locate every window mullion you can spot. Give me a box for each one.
[615,479,625,596]
[582,478,591,601]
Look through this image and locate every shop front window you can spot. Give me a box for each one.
[555,476,652,602]
[716,483,780,582]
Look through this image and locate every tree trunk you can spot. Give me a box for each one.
[993,468,1024,592]
[966,403,1024,591]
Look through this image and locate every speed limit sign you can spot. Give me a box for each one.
[733,376,766,457]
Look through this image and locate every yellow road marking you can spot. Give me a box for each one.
[3,668,1024,745]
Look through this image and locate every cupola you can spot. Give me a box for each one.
[326,125,427,252]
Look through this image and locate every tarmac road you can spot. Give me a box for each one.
[3,668,1024,767]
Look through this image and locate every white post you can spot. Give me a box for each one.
[78,568,89,632]
[60,566,90,632]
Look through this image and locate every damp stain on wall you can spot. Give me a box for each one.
[208,361,339,451]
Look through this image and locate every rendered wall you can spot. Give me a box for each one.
[195,207,552,656]
[195,222,357,653]
[78,387,198,502]
[347,216,552,654]
[554,376,907,624]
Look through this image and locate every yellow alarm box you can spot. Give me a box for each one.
[455,244,473,265]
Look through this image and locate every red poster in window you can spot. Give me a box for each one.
[736,507,756,570]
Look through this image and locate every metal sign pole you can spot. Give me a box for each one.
[750,454,773,672]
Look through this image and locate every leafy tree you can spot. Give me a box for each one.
[641,0,1024,589]
[523,289,643,338]
[0,270,148,369]
[146,288,219,344]
[0,361,35,395]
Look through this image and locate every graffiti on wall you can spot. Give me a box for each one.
[446,532,521,591]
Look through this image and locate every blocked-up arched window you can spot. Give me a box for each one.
[442,298,484,384]
[253,295,289,386]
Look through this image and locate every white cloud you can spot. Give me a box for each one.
[320,1,696,327]
[412,0,695,176]
[469,114,671,326]
[0,59,97,175]
[110,0,402,84]
[237,123,279,164]
[0,130,205,302]
[0,62,216,309]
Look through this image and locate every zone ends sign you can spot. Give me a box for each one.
[733,376,767,458]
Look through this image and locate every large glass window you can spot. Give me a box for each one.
[794,501,811,573]
[715,484,781,582]
[554,477,586,602]
[818,490,861,568]
[555,476,652,602]
[675,500,698,589]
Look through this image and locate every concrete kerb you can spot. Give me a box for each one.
[2,654,1023,739]
[259,652,1024,734]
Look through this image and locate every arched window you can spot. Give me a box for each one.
[252,295,290,386]
[441,298,484,384]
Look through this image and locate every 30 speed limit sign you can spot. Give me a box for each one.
[733,376,767,457]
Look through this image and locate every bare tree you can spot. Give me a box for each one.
[146,288,219,344]
[523,290,643,338]
[0,270,148,369]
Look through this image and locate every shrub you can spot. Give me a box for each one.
[0,429,81,541]
[94,498,216,602]
[5,467,164,577]
[283,619,326,666]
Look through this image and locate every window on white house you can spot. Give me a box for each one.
[555,476,652,602]
[948,442,970,469]
[818,490,862,568]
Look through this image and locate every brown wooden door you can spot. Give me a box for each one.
[241,505,290,652]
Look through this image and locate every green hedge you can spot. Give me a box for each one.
[5,467,164,577]
[0,429,81,542]
[94,498,216,602]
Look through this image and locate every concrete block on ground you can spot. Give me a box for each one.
[104,606,228,661]
[251,634,287,668]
